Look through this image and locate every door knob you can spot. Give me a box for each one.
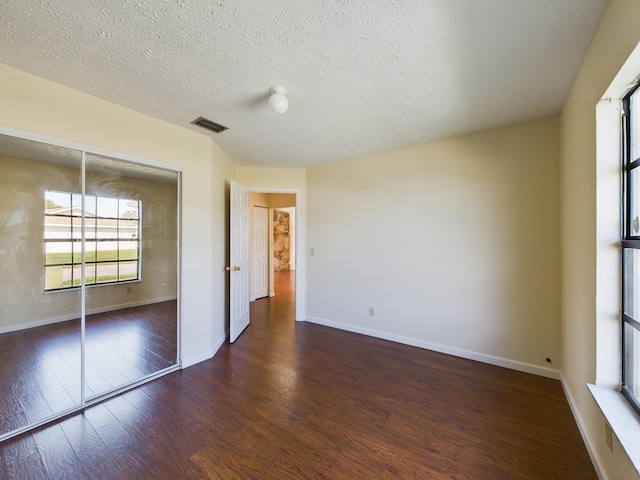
[226,266,241,271]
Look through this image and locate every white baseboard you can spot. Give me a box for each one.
[304,315,561,380]
[0,296,177,334]
[181,329,228,369]
[269,291,275,297]
[561,377,607,480]
[181,350,215,369]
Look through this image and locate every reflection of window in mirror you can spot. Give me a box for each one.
[44,190,141,291]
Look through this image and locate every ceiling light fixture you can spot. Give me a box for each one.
[269,85,289,115]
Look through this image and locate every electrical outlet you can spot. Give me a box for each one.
[310,248,315,256]
[126,286,132,294]
[368,306,374,316]
[605,422,613,451]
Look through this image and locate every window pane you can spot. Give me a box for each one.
[118,261,138,281]
[120,199,139,220]
[119,241,138,260]
[85,241,96,263]
[624,323,640,402]
[44,216,71,240]
[45,191,71,211]
[85,217,96,239]
[70,216,82,240]
[96,263,116,283]
[624,248,640,320]
[631,90,640,161]
[96,197,118,219]
[84,263,96,285]
[45,242,72,265]
[119,219,139,240]
[96,241,117,261]
[95,218,117,239]
[631,168,640,237]
[71,194,83,216]
[43,191,141,292]
[85,195,96,217]
[44,265,65,290]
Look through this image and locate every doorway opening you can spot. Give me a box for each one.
[249,192,296,305]
[229,183,301,343]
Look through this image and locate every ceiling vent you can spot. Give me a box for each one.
[191,116,228,133]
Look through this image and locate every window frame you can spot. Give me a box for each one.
[44,191,142,291]
[621,83,640,415]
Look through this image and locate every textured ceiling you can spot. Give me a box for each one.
[0,0,609,167]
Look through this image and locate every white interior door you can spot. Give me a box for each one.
[253,206,269,299]
[229,181,250,343]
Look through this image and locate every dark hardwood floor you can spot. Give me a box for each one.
[0,271,596,479]
[0,301,177,439]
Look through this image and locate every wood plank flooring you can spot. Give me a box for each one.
[0,301,177,439]
[0,272,596,479]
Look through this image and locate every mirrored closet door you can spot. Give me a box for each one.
[0,131,180,441]
[84,153,179,399]
[0,135,83,438]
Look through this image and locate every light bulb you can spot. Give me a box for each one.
[269,86,288,115]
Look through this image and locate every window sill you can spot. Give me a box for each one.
[588,384,640,475]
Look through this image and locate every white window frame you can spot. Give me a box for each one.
[44,190,141,291]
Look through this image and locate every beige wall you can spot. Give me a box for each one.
[561,0,640,478]
[0,154,177,330]
[237,167,306,190]
[270,193,296,209]
[306,116,561,373]
[0,63,235,366]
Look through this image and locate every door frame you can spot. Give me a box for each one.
[246,187,304,321]
[251,205,269,301]
[0,124,182,443]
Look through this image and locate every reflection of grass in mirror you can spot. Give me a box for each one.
[45,251,139,290]
[70,273,136,286]
[46,249,138,264]
[45,266,63,289]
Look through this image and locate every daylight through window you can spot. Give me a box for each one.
[44,191,141,291]
[622,84,640,414]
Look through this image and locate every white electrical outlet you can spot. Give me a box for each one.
[369,306,374,316]
[310,248,315,256]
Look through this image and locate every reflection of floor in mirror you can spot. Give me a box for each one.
[0,300,177,436]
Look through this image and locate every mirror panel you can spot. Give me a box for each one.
[0,131,180,441]
[84,153,178,400]
[0,134,82,437]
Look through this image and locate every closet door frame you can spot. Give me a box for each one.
[0,125,182,442]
